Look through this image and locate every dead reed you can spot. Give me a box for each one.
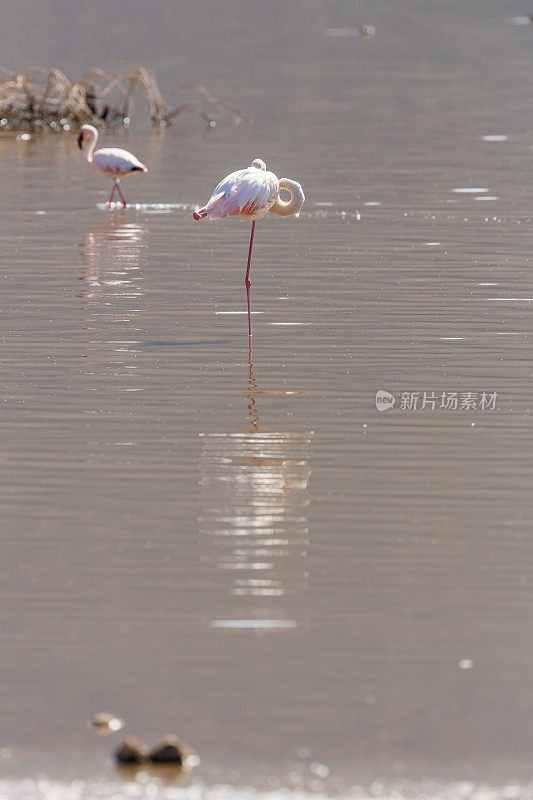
[0,61,247,132]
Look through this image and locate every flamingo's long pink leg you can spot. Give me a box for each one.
[244,221,256,338]
[116,182,127,208]
[107,182,116,205]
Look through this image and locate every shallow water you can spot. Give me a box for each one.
[1,1,532,798]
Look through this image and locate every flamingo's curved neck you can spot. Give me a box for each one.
[84,129,98,164]
[269,178,305,217]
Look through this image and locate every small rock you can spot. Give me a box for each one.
[92,711,124,734]
[115,737,149,764]
[148,735,188,765]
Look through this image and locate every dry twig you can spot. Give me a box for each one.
[0,61,246,133]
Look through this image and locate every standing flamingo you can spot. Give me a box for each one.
[193,158,304,337]
[77,124,148,207]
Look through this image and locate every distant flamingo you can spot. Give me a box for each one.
[77,124,148,207]
[193,158,304,337]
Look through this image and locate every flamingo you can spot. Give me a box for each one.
[77,124,148,207]
[193,158,304,337]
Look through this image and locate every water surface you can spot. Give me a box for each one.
[0,1,532,797]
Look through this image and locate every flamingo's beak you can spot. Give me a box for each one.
[77,132,84,149]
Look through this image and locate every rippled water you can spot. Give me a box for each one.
[1,1,532,798]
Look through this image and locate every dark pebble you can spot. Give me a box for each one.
[148,735,187,764]
[115,737,149,764]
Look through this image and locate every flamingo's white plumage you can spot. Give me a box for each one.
[193,158,304,337]
[77,124,148,207]
[193,159,279,221]
[193,158,303,221]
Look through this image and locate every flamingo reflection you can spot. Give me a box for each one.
[79,215,147,376]
[80,214,148,299]
[199,341,312,630]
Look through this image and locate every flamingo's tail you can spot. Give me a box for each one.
[193,191,226,221]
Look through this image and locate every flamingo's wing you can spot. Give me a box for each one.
[93,148,148,175]
[207,168,279,219]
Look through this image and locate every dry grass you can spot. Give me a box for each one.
[0,61,247,132]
